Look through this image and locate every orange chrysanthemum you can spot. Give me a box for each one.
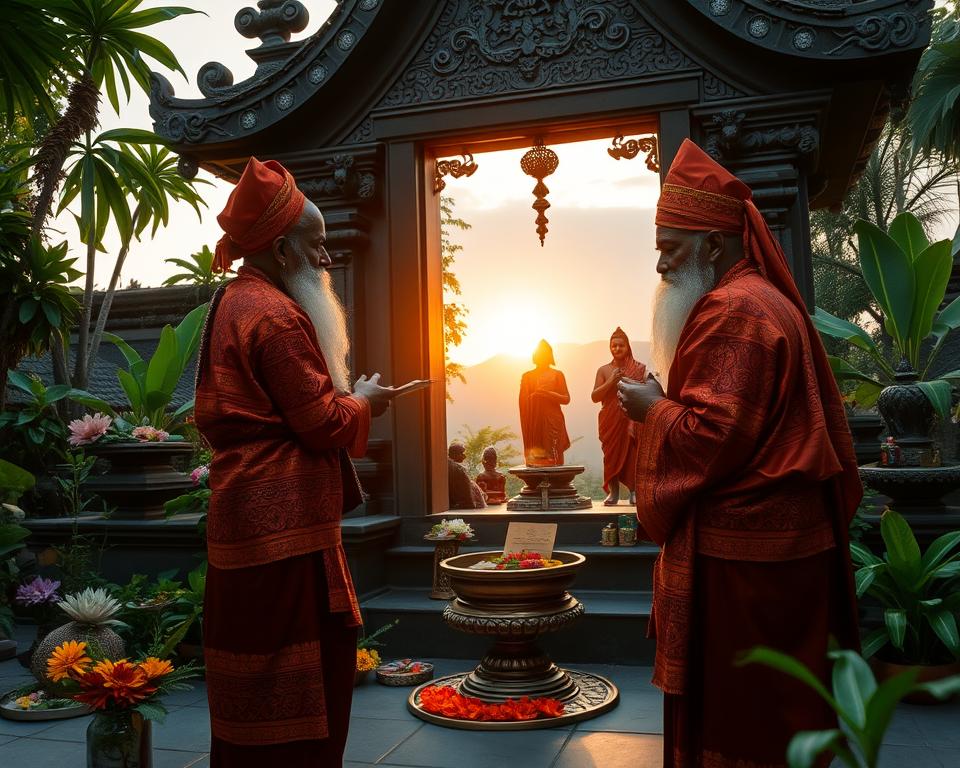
[47,640,92,682]
[76,659,156,708]
[139,657,173,680]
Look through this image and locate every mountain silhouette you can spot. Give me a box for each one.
[446,339,652,473]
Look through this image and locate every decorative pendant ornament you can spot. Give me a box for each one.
[434,153,479,194]
[520,142,559,246]
[607,134,660,173]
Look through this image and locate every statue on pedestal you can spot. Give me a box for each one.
[448,441,486,510]
[475,446,507,505]
[519,339,571,467]
[592,327,646,505]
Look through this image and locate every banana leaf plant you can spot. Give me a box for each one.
[850,508,960,666]
[740,646,960,768]
[103,302,208,433]
[813,211,958,417]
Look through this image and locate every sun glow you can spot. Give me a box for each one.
[451,294,566,365]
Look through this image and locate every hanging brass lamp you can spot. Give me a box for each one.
[520,141,559,246]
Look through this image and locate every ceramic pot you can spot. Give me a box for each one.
[870,658,960,705]
[86,710,152,767]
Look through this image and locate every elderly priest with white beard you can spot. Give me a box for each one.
[194,157,409,767]
[617,140,862,768]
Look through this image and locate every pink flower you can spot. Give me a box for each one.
[67,413,112,446]
[190,464,210,487]
[132,426,170,443]
[15,576,61,606]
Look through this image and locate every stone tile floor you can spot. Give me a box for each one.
[2,625,958,767]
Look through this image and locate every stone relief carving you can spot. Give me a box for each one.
[702,108,820,162]
[826,10,924,55]
[298,153,378,202]
[235,0,309,46]
[377,0,739,108]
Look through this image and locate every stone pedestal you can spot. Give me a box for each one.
[85,443,194,520]
[425,536,461,600]
[506,466,592,511]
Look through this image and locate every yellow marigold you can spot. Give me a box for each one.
[15,696,33,709]
[356,648,381,672]
[139,657,174,680]
[47,640,92,682]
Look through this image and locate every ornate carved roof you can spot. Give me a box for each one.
[686,0,932,59]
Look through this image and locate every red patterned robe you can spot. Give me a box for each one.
[195,265,370,766]
[636,261,860,767]
[599,357,646,493]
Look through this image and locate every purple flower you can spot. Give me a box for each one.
[15,576,62,606]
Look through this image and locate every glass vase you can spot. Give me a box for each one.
[86,710,153,768]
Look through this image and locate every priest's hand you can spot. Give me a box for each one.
[617,375,665,422]
[354,373,394,417]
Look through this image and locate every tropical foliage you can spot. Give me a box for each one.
[740,646,960,768]
[441,196,470,392]
[103,303,208,432]
[851,508,960,665]
[163,246,230,288]
[909,3,960,165]
[813,211,958,415]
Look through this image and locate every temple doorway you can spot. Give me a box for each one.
[435,130,661,510]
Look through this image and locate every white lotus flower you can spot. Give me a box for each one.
[58,587,122,626]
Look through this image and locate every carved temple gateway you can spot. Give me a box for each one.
[148,0,933,657]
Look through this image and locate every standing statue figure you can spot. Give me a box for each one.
[592,327,647,505]
[475,446,508,504]
[519,339,571,467]
[448,441,486,509]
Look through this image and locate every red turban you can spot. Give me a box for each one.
[214,157,306,273]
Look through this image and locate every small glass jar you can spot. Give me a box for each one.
[618,526,637,547]
[601,523,618,546]
[87,710,152,768]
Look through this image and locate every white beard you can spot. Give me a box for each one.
[650,251,715,390]
[282,261,352,393]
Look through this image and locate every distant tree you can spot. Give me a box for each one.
[572,466,605,501]
[124,278,142,290]
[163,245,231,288]
[441,196,470,395]
[456,425,520,479]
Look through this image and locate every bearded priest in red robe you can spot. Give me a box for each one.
[618,140,861,768]
[592,327,646,505]
[195,157,402,767]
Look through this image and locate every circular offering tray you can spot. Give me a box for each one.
[376,659,434,687]
[858,462,960,509]
[408,670,619,731]
[0,684,91,721]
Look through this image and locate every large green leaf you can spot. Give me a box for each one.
[861,627,889,659]
[144,325,180,412]
[917,675,960,700]
[172,302,208,374]
[813,309,894,378]
[738,647,838,710]
[117,369,143,411]
[920,531,960,575]
[6,369,35,395]
[880,509,922,590]
[917,379,952,421]
[0,458,35,495]
[908,240,953,360]
[850,541,883,568]
[884,609,908,650]
[786,730,852,768]
[926,610,960,658]
[855,564,883,597]
[888,212,929,260]
[831,651,875,728]
[856,219,916,362]
[0,522,30,559]
[827,356,884,387]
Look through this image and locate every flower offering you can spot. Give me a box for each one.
[419,685,564,721]
[468,551,563,570]
[427,518,475,540]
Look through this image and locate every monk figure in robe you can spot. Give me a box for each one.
[475,446,508,504]
[592,327,646,505]
[447,441,486,509]
[519,339,571,467]
[195,157,410,767]
[618,140,860,768]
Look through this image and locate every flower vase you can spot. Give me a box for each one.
[86,710,152,768]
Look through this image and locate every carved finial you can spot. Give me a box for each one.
[235,1,309,47]
[520,142,560,246]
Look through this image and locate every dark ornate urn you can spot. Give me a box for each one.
[876,360,937,467]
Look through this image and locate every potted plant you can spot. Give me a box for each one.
[813,212,958,464]
[159,562,205,664]
[740,646,960,767]
[356,619,398,686]
[74,303,208,519]
[0,460,32,659]
[850,508,960,698]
